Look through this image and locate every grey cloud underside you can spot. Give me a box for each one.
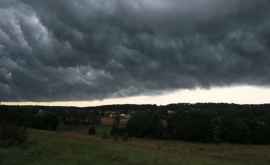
[0,0,270,101]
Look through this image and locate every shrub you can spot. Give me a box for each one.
[127,111,164,138]
[170,111,214,142]
[88,125,96,135]
[32,112,59,131]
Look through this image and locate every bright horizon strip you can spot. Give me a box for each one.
[1,85,270,107]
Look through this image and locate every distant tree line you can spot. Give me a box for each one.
[126,104,270,144]
[1,103,270,144]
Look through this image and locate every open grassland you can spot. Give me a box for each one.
[1,130,270,165]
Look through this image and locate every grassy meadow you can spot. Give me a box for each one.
[1,128,270,165]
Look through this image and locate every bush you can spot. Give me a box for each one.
[88,125,96,135]
[0,122,28,147]
[219,117,250,143]
[170,111,214,142]
[32,112,59,131]
[127,111,164,138]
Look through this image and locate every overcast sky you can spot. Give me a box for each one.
[1,0,270,104]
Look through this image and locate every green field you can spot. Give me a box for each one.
[1,129,270,165]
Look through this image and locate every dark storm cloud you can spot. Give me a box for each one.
[0,0,270,101]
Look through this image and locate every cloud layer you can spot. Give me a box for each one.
[0,0,270,101]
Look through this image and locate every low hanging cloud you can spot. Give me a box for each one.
[0,0,270,101]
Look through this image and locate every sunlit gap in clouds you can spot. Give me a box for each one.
[2,85,270,107]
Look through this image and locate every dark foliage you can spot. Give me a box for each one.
[88,125,96,135]
[126,105,270,144]
[0,114,28,147]
[32,112,59,131]
[1,103,270,144]
[169,110,214,142]
[127,111,164,138]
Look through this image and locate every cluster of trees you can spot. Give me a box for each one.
[0,106,101,131]
[126,105,270,144]
[1,103,270,144]
[0,110,59,131]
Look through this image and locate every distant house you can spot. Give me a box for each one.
[167,110,176,115]
[101,112,130,127]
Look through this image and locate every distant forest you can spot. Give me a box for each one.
[1,103,270,144]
